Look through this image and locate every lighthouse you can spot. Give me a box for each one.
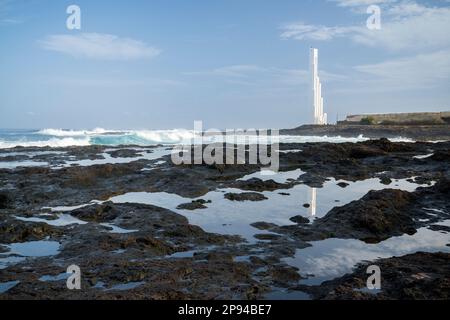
[310,48,327,125]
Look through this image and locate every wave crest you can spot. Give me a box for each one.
[0,137,91,149]
[37,128,110,137]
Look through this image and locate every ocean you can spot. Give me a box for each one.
[0,128,414,149]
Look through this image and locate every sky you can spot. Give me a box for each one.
[0,0,449,130]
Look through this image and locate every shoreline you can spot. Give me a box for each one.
[281,124,450,141]
[0,135,449,300]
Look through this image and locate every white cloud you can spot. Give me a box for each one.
[39,33,161,60]
[185,65,345,88]
[42,76,183,88]
[281,1,450,52]
[353,50,450,90]
[354,3,450,51]
[184,65,265,78]
[280,23,357,41]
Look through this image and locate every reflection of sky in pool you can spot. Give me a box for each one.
[0,241,60,269]
[283,222,450,285]
[109,173,430,241]
[15,214,87,226]
[0,281,20,294]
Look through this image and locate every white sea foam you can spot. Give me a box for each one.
[135,129,196,144]
[0,137,91,149]
[37,128,110,137]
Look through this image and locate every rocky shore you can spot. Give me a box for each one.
[0,136,449,300]
[281,124,450,141]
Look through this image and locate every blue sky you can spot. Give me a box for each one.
[0,0,449,130]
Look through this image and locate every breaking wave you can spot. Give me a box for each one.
[0,128,416,149]
[37,128,112,137]
[0,137,91,149]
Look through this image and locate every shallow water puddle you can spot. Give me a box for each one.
[43,200,103,212]
[0,151,65,157]
[238,169,304,184]
[277,149,303,154]
[5,241,60,257]
[0,160,49,169]
[39,272,71,282]
[15,213,137,234]
[0,241,61,269]
[15,214,87,226]
[104,281,145,291]
[283,222,450,286]
[0,147,171,169]
[0,281,20,294]
[0,151,65,169]
[53,147,171,168]
[109,174,429,241]
[100,223,138,234]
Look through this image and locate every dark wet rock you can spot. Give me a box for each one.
[0,219,62,243]
[430,150,450,162]
[0,255,269,300]
[298,173,327,188]
[337,182,349,188]
[71,203,119,222]
[65,146,106,160]
[379,176,392,185]
[428,225,450,233]
[108,149,143,158]
[231,178,290,192]
[279,192,290,196]
[303,203,310,208]
[267,265,302,286]
[123,236,174,254]
[62,164,137,188]
[412,176,433,185]
[224,192,267,202]
[0,155,29,162]
[177,199,211,210]
[0,192,11,209]
[312,189,418,242]
[290,216,310,224]
[206,252,234,262]
[349,145,387,159]
[300,252,450,300]
[254,234,282,241]
[250,222,278,230]
[364,138,414,153]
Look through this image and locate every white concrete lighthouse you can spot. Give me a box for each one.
[310,48,327,125]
